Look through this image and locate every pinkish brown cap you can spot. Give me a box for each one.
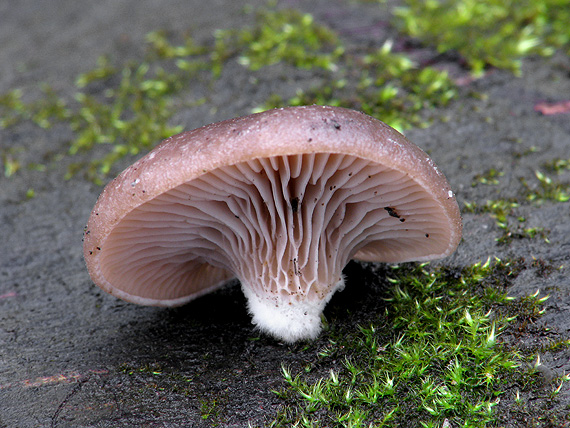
[84,105,462,342]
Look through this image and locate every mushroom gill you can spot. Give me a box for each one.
[97,152,455,342]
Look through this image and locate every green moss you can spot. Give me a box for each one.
[2,149,21,178]
[544,339,570,353]
[0,85,70,130]
[144,30,207,60]
[208,7,344,79]
[0,89,26,128]
[215,8,343,72]
[358,43,457,130]
[543,158,570,174]
[256,39,457,132]
[1,35,208,183]
[472,168,504,186]
[118,362,165,376]
[463,158,570,246]
[0,7,346,182]
[463,199,550,245]
[394,0,570,76]
[522,170,570,204]
[2,3,569,183]
[268,259,567,427]
[200,397,222,422]
[67,61,187,182]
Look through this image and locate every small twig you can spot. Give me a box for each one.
[50,375,90,428]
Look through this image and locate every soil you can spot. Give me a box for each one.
[1,1,569,427]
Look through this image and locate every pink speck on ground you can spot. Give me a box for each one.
[0,292,17,299]
[534,100,570,115]
[0,369,109,390]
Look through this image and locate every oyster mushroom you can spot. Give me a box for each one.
[83,105,462,342]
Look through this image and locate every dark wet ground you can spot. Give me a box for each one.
[1,1,569,427]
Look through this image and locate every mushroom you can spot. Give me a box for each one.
[83,105,462,342]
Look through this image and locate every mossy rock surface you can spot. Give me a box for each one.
[1,1,569,427]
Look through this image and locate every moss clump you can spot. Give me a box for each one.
[472,168,504,187]
[268,259,568,427]
[67,60,188,180]
[0,8,345,183]
[463,199,550,245]
[2,148,21,178]
[543,158,570,174]
[394,0,570,76]
[522,170,570,204]
[2,3,570,182]
[1,38,209,183]
[463,157,570,245]
[215,8,344,72]
[256,39,457,132]
[0,85,69,129]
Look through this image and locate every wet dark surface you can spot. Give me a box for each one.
[1,1,570,427]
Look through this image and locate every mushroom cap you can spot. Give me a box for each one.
[84,105,462,342]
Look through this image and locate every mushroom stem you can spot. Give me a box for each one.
[241,276,345,343]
